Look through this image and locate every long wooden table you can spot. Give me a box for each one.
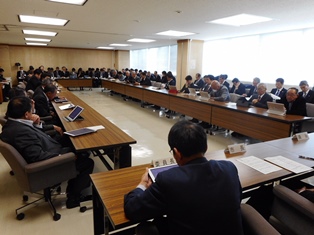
[90,134,314,235]
[52,90,136,169]
[101,79,309,141]
[56,78,94,89]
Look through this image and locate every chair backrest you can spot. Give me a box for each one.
[306,103,314,117]
[0,140,30,191]
[0,139,77,193]
[270,185,314,235]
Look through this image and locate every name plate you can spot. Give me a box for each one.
[227,143,246,154]
[293,132,309,141]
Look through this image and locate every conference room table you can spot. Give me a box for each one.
[101,79,310,141]
[52,89,136,169]
[90,134,314,235]
[55,78,94,89]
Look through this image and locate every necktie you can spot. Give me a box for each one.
[303,92,306,98]
[258,95,261,101]
[275,90,280,96]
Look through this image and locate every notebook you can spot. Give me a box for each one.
[64,127,96,137]
[148,164,178,182]
[267,102,286,116]
[64,105,84,121]
[199,91,210,100]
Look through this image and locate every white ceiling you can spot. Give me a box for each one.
[1,0,314,50]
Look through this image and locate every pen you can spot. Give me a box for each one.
[299,155,314,161]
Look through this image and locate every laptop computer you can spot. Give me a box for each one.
[188,88,197,96]
[64,127,96,137]
[64,105,84,121]
[199,91,210,100]
[267,102,286,116]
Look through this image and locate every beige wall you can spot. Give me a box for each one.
[0,45,130,86]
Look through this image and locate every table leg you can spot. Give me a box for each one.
[92,185,105,235]
[114,145,131,169]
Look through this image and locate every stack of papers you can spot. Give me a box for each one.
[237,155,313,174]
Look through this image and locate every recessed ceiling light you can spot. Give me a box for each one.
[127,38,156,43]
[19,15,68,26]
[25,38,51,42]
[109,44,131,47]
[97,47,114,50]
[23,30,57,36]
[156,30,195,37]
[47,0,87,5]
[208,14,273,27]
[26,42,48,46]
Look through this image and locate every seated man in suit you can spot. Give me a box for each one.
[179,75,198,93]
[249,83,273,109]
[193,73,204,88]
[277,87,307,116]
[247,77,260,97]
[17,66,27,82]
[210,80,230,101]
[25,68,42,92]
[0,97,94,209]
[124,121,243,235]
[270,78,287,99]
[135,72,152,86]
[0,68,11,102]
[33,84,59,125]
[164,72,176,90]
[229,78,246,96]
[218,74,230,91]
[298,80,314,103]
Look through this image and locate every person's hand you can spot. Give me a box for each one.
[139,168,152,189]
[53,125,63,136]
[31,114,41,124]
[252,99,258,104]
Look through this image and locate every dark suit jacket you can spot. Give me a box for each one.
[139,77,152,86]
[298,90,314,103]
[165,79,176,90]
[222,80,230,90]
[33,90,52,117]
[277,95,307,116]
[124,158,243,235]
[0,120,62,163]
[230,83,246,95]
[25,76,41,91]
[194,79,205,88]
[270,88,287,99]
[249,93,273,109]
[247,86,257,97]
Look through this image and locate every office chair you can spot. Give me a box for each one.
[270,185,314,235]
[0,140,77,221]
[301,103,314,133]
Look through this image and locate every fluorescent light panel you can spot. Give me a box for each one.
[47,0,87,5]
[23,30,57,36]
[127,38,155,43]
[26,42,48,46]
[156,30,195,37]
[109,44,131,47]
[19,15,68,26]
[25,38,51,42]
[97,47,114,50]
[209,14,273,26]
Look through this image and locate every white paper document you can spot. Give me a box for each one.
[237,156,282,174]
[87,125,105,131]
[264,155,313,174]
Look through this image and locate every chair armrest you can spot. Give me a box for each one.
[273,185,314,220]
[241,204,280,235]
[25,152,76,173]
